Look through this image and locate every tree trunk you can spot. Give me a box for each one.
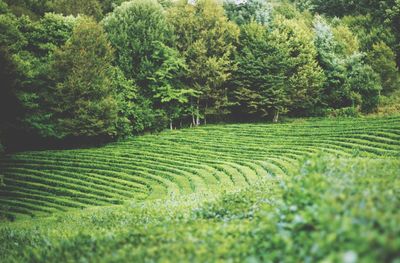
[204,101,208,125]
[191,98,196,127]
[273,109,279,123]
[170,120,173,130]
[196,99,200,126]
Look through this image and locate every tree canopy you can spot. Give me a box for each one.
[0,0,398,152]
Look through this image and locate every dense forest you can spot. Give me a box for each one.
[1,0,399,152]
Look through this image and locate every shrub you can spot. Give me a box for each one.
[324,107,361,118]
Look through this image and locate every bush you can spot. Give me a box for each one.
[324,107,361,118]
[376,90,400,116]
[131,97,168,134]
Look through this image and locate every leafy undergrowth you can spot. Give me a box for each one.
[1,155,399,262]
[376,91,400,116]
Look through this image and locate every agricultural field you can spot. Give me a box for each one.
[1,116,400,262]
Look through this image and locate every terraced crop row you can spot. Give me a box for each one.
[1,116,399,219]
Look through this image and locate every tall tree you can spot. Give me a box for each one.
[0,47,21,151]
[102,0,170,87]
[47,17,120,138]
[313,16,382,112]
[10,13,76,140]
[168,0,239,125]
[232,22,288,121]
[345,53,382,113]
[102,0,176,132]
[367,42,399,95]
[314,16,354,109]
[0,8,26,150]
[148,42,197,130]
[232,18,324,122]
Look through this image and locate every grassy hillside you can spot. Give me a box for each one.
[0,116,399,262]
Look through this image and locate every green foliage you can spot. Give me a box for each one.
[0,116,399,261]
[98,0,125,14]
[168,0,239,124]
[342,14,397,55]
[331,23,360,56]
[0,46,21,148]
[0,12,25,51]
[102,0,175,133]
[232,17,324,121]
[111,67,138,137]
[232,22,288,118]
[23,13,77,56]
[129,96,168,133]
[0,0,9,14]
[345,53,382,113]
[223,0,273,25]
[51,0,103,20]
[3,0,52,18]
[0,0,399,145]
[368,42,400,95]
[323,107,361,118]
[148,42,198,128]
[9,14,76,139]
[377,89,400,115]
[295,0,400,67]
[102,0,170,86]
[47,17,120,138]
[313,17,382,113]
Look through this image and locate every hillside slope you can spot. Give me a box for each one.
[0,116,399,262]
[1,116,399,219]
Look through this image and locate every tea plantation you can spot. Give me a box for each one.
[0,116,399,262]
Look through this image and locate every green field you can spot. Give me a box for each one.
[1,116,400,262]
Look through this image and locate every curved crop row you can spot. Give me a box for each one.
[1,116,399,219]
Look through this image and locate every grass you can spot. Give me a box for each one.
[0,116,399,262]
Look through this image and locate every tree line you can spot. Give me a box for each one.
[0,0,399,152]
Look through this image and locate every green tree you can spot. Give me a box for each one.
[3,0,52,18]
[103,0,176,132]
[342,15,396,55]
[368,42,399,95]
[111,66,138,137]
[51,0,103,20]
[314,17,382,113]
[332,24,360,56]
[48,17,120,138]
[314,16,355,109]
[0,46,21,152]
[0,11,25,51]
[298,0,400,67]
[232,22,288,120]
[148,42,197,130]
[345,53,382,113]
[102,0,170,87]
[232,18,324,122]
[98,0,124,14]
[10,14,76,140]
[223,0,272,25]
[0,9,25,150]
[276,17,325,116]
[168,0,239,125]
